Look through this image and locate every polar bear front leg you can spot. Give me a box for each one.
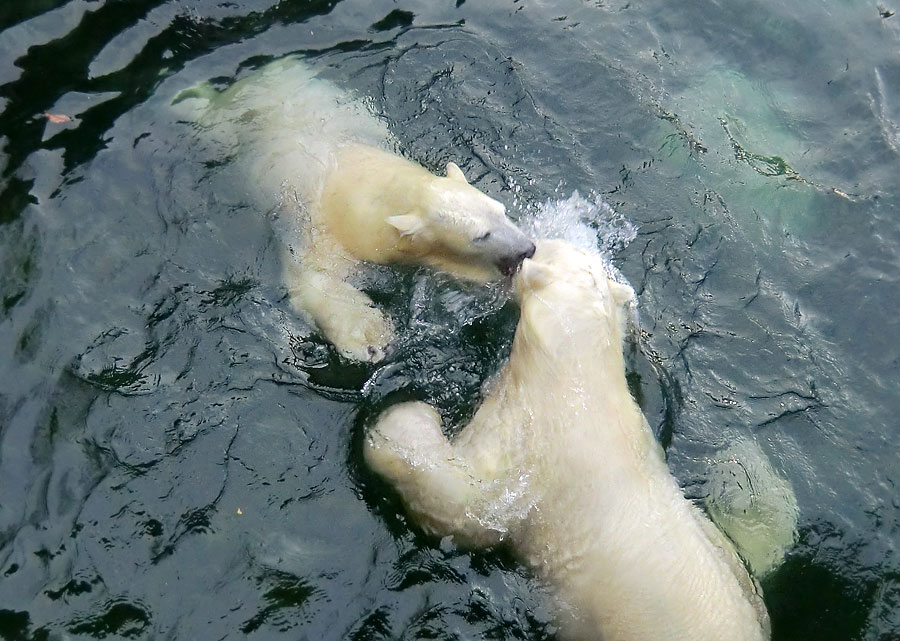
[364,402,507,548]
[284,251,393,363]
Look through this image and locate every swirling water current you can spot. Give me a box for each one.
[1,1,899,640]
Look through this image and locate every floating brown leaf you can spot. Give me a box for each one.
[44,112,72,124]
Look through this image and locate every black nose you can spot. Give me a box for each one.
[498,242,537,277]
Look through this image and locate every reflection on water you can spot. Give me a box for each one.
[1,1,899,640]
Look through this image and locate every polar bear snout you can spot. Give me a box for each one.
[497,239,537,277]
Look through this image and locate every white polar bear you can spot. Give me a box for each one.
[286,143,536,362]
[364,239,770,641]
[174,57,534,361]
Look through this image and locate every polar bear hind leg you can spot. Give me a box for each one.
[703,437,799,577]
[364,402,508,548]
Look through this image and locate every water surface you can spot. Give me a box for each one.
[1,1,899,639]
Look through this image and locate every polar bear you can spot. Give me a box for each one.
[174,57,534,361]
[286,143,535,362]
[364,239,770,641]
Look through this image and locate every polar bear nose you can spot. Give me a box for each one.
[498,241,537,277]
[522,241,537,260]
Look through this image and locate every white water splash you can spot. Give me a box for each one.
[517,190,637,256]
[468,472,537,537]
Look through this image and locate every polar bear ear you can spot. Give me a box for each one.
[518,259,555,291]
[608,278,635,307]
[445,162,469,184]
[387,213,428,239]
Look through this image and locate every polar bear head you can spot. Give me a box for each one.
[513,239,636,352]
[387,163,536,281]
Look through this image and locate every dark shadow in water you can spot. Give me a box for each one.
[625,337,682,452]
[240,570,321,634]
[0,0,166,178]
[68,600,151,639]
[0,219,39,317]
[0,177,35,226]
[370,9,415,33]
[0,0,69,33]
[0,608,34,641]
[0,0,349,224]
[764,521,879,641]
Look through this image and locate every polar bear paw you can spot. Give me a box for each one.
[364,402,508,547]
[365,402,448,475]
[287,264,394,363]
[326,300,394,363]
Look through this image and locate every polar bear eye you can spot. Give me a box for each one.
[475,231,492,242]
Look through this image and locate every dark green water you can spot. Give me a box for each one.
[1,1,898,639]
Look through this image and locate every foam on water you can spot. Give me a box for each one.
[517,190,637,257]
[517,190,640,334]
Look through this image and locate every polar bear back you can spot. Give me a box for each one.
[454,353,768,640]
[502,241,769,640]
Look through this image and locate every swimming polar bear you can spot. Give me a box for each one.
[288,143,536,361]
[174,57,534,361]
[364,239,770,641]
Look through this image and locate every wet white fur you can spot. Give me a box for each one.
[175,57,532,361]
[365,239,770,641]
